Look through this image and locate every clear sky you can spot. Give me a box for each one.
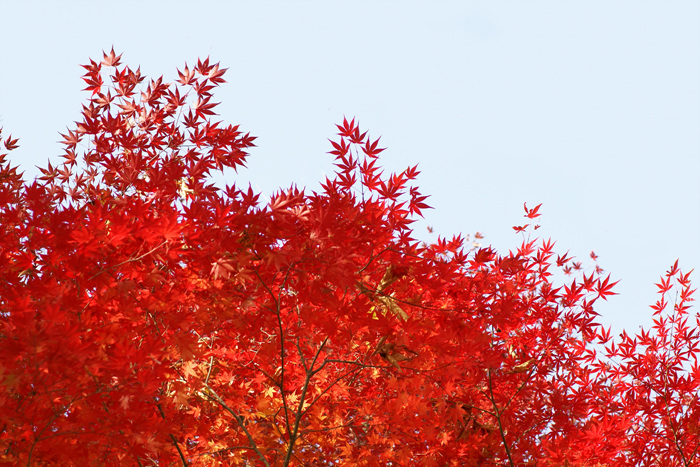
[1,1,698,335]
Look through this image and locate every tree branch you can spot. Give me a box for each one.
[282,337,328,467]
[486,368,514,466]
[203,385,270,467]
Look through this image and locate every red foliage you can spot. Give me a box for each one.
[0,51,696,466]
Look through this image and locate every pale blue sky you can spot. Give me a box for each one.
[1,1,698,334]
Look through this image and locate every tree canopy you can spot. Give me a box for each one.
[0,51,697,466]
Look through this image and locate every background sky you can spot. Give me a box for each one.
[1,1,698,335]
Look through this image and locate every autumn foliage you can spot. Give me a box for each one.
[0,51,696,466]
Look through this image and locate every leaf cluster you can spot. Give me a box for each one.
[0,51,696,466]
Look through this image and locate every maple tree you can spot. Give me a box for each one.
[0,50,696,466]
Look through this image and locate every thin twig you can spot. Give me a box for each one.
[203,385,271,467]
[282,337,328,467]
[486,368,514,466]
[169,434,188,466]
